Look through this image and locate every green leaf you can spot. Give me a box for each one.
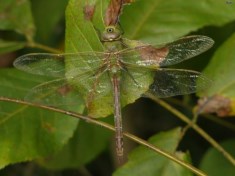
[38,120,111,170]
[197,33,235,116]
[0,69,79,168]
[64,0,155,118]
[114,128,193,176]
[199,139,235,176]
[0,0,35,39]
[65,0,106,53]
[199,33,235,97]
[121,0,235,43]
[65,0,112,118]
[31,0,69,44]
[0,40,25,54]
[0,0,112,169]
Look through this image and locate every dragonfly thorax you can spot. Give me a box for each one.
[105,54,123,74]
[101,26,126,52]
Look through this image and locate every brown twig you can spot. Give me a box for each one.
[0,96,207,176]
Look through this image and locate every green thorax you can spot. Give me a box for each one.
[100,25,127,75]
[100,25,126,52]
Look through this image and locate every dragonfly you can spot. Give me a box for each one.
[13,25,214,159]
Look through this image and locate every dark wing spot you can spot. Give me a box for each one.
[57,85,73,96]
[138,45,169,64]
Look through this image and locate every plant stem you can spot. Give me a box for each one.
[26,42,62,54]
[0,96,207,176]
[145,92,235,166]
[166,98,235,132]
[203,114,235,132]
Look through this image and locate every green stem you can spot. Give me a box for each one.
[203,114,235,132]
[27,42,62,54]
[166,98,235,132]
[145,92,235,166]
[0,96,207,176]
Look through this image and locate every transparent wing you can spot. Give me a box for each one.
[13,52,107,77]
[24,67,113,113]
[24,78,81,107]
[120,35,214,68]
[147,68,211,98]
[15,51,115,117]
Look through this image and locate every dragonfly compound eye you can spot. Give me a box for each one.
[101,26,122,42]
[107,27,114,33]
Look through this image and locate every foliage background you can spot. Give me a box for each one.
[0,0,235,175]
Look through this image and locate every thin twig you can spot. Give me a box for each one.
[203,114,235,132]
[26,42,62,54]
[145,92,235,166]
[0,96,207,176]
[166,97,235,132]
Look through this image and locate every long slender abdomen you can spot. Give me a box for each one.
[111,74,123,159]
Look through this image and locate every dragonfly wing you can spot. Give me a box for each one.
[71,69,113,118]
[158,35,214,66]
[120,35,214,68]
[147,68,211,98]
[24,66,113,118]
[24,78,83,109]
[120,67,155,106]
[14,52,106,77]
[64,52,107,79]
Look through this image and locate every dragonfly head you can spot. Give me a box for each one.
[101,26,123,42]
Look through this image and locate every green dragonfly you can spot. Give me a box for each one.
[14,25,214,158]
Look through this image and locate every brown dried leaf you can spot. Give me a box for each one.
[105,0,123,25]
[197,95,233,117]
[123,0,135,4]
[83,4,96,21]
[105,0,135,25]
